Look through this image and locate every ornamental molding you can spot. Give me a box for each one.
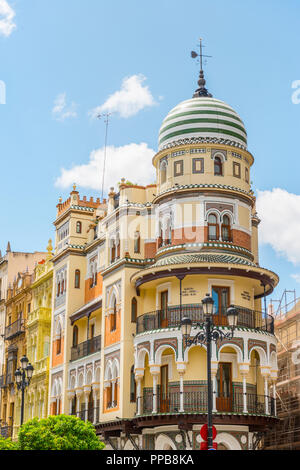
[217,337,244,359]
[154,337,178,359]
[137,341,150,355]
[247,338,267,358]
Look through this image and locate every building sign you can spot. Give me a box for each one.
[241,291,251,301]
[182,287,198,297]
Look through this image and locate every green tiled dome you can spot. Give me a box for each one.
[158,97,247,151]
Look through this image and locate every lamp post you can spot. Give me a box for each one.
[180,294,238,450]
[14,355,34,426]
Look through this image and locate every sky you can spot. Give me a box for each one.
[1,0,300,310]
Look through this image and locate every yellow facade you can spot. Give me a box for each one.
[21,241,53,431]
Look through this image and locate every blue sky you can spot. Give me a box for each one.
[1,0,300,307]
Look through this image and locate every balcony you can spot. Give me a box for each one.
[136,304,274,335]
[70,407,99,424]
[4,318,24,340]
[0,374,14,388]
[140,389,276,416]
[70,335,101,362]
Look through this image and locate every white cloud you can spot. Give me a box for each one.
[89,74,157,119]
[291,274,300,284]
[52,93,77,121]
[256,188,300,264]
[0,0,16,37]
[55,142,156,193]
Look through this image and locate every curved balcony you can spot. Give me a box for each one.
[136,304,274,334]
[140,389,276,417]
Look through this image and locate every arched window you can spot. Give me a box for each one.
[221,215,231,242]
[74,269,80,289]
[111,298,117,332]
[111,241,116,263]
[208,213,219,241]
[107,383,113,408]
[130,366,136,402]
[56,323,62,355]
[134,231,141,254]
[116,235,120,259]
[61,279,64,294]
[214,156,223,176]
[158,223,163,248]
[131,297,137,323]
[57,282,60,297]
[76,221,82,234]
[72,325,78,347]
[160,160,167,184]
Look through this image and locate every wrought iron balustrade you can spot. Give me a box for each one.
[70,335,101,361]
[70,407,99,423]
[4,318,24,340]
[136,304,274,334]
[140,389,276,417]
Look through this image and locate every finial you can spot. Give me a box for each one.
[6,241,11,253]
[58,196,62,203]
[191,38,213,98]
[47,239,53,258]
[73,183,77,191]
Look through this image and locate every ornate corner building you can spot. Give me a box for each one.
[48,68,279,450]
[0,64,280,451]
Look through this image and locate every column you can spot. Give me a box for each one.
[136,377,142,416]
[272,382,277,416]
[93,388,99,424]
[242,375,247,413]
[76,389,83,418]
[239,364,250,414]
[211,362,218,413]
[152,375,158,414]
[176,363,186,413]
[264,376,270,415]
[84,393,89,422]
[150,366,160,414]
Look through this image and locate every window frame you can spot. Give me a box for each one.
[233,161,241,178]
[192,157,204,174]
[174,159,184,177]
[208,213,219,241]
[214,156,223,176]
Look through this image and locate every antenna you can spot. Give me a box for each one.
[97,113,112,201]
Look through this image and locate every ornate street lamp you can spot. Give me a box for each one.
[180,294,238,450]
[14,355,34,426]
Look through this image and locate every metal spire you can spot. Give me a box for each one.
[191,38,212,98]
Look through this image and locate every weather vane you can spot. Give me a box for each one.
[191,38,213,98]
[191,38,212,71]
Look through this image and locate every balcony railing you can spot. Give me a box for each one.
[0,374,14,388]
[70,335,101,361]
[4,318,24,340]
[136,304,274,334]
[140,390,276,416]
[70,407,99,423]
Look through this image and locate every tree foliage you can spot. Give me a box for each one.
[0,436,19,450]
[17,415,105,450]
